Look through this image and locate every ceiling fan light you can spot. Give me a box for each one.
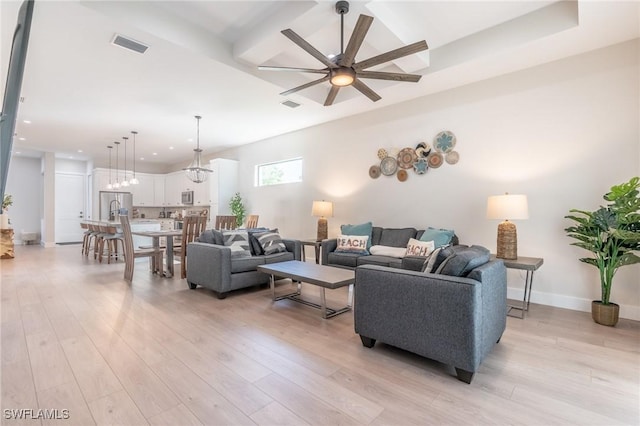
[330,67,355,86]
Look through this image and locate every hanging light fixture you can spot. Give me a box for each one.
[106,145,113,190]
[113,141,121,189]
[120,136,130,187]
[129,131,139,185]
[183,115,212,183]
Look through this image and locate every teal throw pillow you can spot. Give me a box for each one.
[419,227,455,248]
[341,222,373,249]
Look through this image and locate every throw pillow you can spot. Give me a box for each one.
[405,238,435,257]
[335,234,370,255]
[419,227,455,248]
[254,231,287,255]
[369,245,407,258]
[341,222,373,249]
[198,229,223,245]
[222,230,251,258]
[247,227,273,255]
[421,247,442,273]
[436,245,491,277]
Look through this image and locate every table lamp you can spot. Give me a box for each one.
[312,200,333,241]
[486,193,528,260]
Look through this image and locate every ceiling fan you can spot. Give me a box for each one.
[259,1,428,106]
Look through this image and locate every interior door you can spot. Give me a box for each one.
[55,173,86,243]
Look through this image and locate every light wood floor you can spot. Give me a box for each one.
[1,245,639,426]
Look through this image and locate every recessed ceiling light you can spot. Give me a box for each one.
[77,150,83,153]
[169,146,174,150]
[152,152,157,156]
[23,120,31,124]
[140,157,145,161]
[18,137,25,141]
[15,151,21,155]
[187,138,193,142]
[327,53,336,59]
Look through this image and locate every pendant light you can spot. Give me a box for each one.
[106,145,113,190]
[129,131,139,185]
[120,136,130,187]
[113,141,121,189]
[183,115,212,183]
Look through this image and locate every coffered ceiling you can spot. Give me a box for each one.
[1,1,638,169]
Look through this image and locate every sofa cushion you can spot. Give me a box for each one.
[230,256,266,273]
[421,247,443,273]
[378,228,417,247]
[341,222,373,249]
[254,231,287,255]
[436,245,490,277]
[357,255,402,269]
[264,251,295,264]
[335,235,369,255]
[327,251,360,268]
[198,229,224,245]
[223,230,252,258]
[419,227,455,248]
[369,245,406,258]
[405,238,435,257]
[247,227,271,255]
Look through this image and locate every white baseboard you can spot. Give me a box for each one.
[507,287,640,321]
[42,241,56,248]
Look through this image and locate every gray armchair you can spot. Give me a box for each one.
[354,259,507,383]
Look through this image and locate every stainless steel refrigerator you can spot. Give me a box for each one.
[99,191,133,221]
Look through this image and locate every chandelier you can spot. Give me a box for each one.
[183,115,212,183]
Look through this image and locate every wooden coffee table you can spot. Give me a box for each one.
[257,260,354,319]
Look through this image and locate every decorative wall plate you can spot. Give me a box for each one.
[397,169,408,182]
[413,159,428,174]
[380,156,398,176]
[427,152,443,168]
[415,142,431,157]
[397,147,418,169]
[377,148,388,160]
[369,165,381,179]
[434,131,456,153]
[445,151,460,165]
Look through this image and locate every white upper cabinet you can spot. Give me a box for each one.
[129,173,154,206]
[153,175,166,206]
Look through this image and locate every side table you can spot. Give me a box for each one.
[491,255,543,319]
[300,239,322,264]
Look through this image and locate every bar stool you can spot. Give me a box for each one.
[97,225,125,264]
[84,223,101,257]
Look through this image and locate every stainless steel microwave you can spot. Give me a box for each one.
[181,190,194,205]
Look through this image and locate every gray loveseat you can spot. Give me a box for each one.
[321,226,458,269]
[186,229,302,299]
[353,245,507,384]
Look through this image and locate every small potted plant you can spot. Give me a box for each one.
[229,192,246,228]
[1,194,12,228]
[564,177,640,326]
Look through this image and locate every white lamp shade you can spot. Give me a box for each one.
[311,200,333,218]
[487,194,529,220]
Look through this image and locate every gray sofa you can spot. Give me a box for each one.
[321,226,458,269]
[354,245,506,384]
[186,229,302,299]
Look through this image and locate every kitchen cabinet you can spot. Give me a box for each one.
[164,172,185,206]
[130,173,154,206]
[153,175,166,206]
[190,179,210,206]
[209,158,238,217]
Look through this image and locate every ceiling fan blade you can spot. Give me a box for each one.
[280,75,330,96]
[352,79,381,102]
[357,70,422,82]
[324,86,340,106]
[353,40,428,71]
[281,29,337,69]
[258,66,328,74]
[339,14,374,67]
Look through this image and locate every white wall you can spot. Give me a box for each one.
[216,40,640,320]
[6,156,41,243]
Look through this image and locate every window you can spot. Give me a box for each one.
[256,158,302,187]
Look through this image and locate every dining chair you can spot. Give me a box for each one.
[174,215,207,279]
[246,215,259,228]
[215,215,238,230]
[120,215,164,282]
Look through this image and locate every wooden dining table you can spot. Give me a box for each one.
[131,229,182,277]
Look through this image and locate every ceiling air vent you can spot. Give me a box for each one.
[111,34,149,54]
[281,100,301,109]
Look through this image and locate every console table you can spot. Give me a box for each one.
[491,255,543,319]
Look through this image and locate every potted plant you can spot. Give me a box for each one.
[564,177,640,326]
[1,194,12,229]
[229,192,246,228]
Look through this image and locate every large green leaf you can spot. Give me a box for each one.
[619,252,640,266]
